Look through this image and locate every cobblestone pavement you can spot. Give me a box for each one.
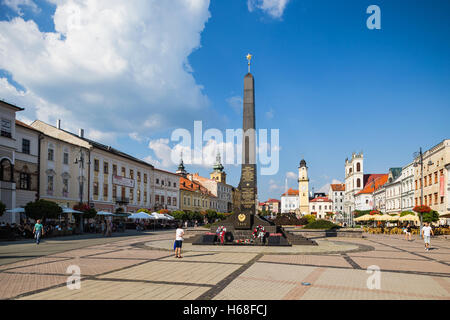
[1,230,449,300]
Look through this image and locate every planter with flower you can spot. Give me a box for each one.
[252,225,266,243]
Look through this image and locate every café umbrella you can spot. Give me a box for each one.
[129,212,154,220]
[399,214,420,222]
[5,207,25,214]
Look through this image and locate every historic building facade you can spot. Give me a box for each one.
[414,139,450,221]
[298,159,310,215]
[281,188,299,213]
[153,168,179,211]
[179,175,217,212]
[14,121,39,209]
[384,168,403,214]
[328,184,345,214]
[401,162,415,212]
[309,196,333,219]
[31,120,90,209]
[0,101,24,223]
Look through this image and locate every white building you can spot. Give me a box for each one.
[281,188,299,213]
[344,153,365,223]
[14,120,39,209]
[328,184,345,214]
[401,162,415,212]
[384,168,403,214]
[0,100,23,224]
[309,196,333,219]
[153,168,180,211]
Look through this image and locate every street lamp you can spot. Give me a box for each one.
[74,148,85,233]
[413,148,433,231]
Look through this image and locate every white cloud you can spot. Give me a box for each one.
[2,0,40,16]
[247,0,290,19]
[0,0,211,141]
[286,171,296,179]
[226,96,242,113]
[265,108,274,119]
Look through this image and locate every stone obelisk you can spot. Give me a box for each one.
[235,53,257,229]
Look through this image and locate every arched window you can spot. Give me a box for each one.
[356,162,361,172]
[356,178,361,188]
[0,158,14,182]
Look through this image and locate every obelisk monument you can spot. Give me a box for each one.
[235,54,257,229]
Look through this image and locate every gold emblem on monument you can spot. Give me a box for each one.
[238,214,246,222]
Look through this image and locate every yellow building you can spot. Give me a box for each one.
[179,175,217,212]
[298,159,310,214]
[414,139,450,221]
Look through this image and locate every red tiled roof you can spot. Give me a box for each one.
[266,198,280,203]
[282,188,299,196]
[356,174,389,195]
[330,184,345,191]
[310,197,332,203]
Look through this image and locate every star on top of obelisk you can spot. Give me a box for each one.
[246,53,252,73]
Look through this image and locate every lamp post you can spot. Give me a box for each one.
[75,148,85,233]
[413,147,434,231]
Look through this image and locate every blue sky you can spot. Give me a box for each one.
[1,0,449,202]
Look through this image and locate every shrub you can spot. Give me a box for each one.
[303,214,316,224]
[25,200,62,220]
[274,213,307,226]
[159,209,169,214]
[137,208,150,214]
[400,211,414,217]
[0,201,5,217]
[304,219,340,230]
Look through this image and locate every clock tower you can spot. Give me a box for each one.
[298,159,310,215]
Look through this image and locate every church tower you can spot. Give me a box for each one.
[210,152,226,183]
[298,159,310,214]
[176,154,187,177]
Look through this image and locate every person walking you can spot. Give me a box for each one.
[33,219,44,245]
[101,220,106,236]
[421,222,434,251]
[174,224,185,258]
[406,223,412,241]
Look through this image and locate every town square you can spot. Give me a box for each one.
[0,0,449,306]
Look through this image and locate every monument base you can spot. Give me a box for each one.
[189,214,317,246]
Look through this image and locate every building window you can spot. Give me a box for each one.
[94,159,99,172]
[156,178,159,184]
[113,164,117,175]
[63,152,69,165]
[173,197,176,206]
[168,181,171,187]
[155,195,160,203]
[22,139,30,154]
[173,182,176,188]
[47,175,54,194]
[434,193,438,205]
[167,196,171,205]
[104,162,109,174]
[161,196,165,204]
[1,118,12,138]
[19,172,30,190]
[62,178,69,197]
[137,172,141,183]
[144,191,147,202]
[137,189,141,201]
[104,183,108,198]
[434,172,438,184]
[121,167,126,177]
[356,162,361,172]
[113,185,117,199]
[144,174,147,184]
[130,169,134,179]
[356,178,361,188]
[130,189,134,201]
[48,148,54,161]
[161,180,165,186]
[93,182,99,196]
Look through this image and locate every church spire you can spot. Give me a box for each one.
[176,152,187,176]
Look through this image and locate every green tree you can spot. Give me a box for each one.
[25,200,62,220]
[137,208,150,214]
[206,209,217,222]
[422,210,440,223]
[0,201,5,217]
